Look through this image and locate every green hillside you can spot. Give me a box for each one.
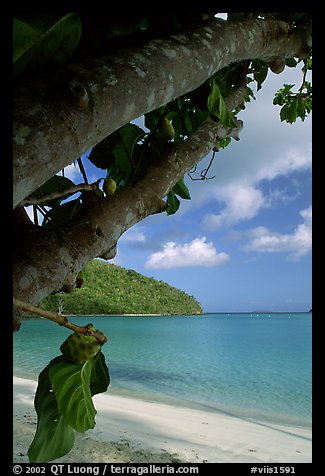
[41,260,203,315]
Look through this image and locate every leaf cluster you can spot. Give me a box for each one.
[273,83,312,123]
[273,57,312,123]
[14,12,312,224]
[13,13,217,80]
[13,13,81,78]
[28,351,109,462]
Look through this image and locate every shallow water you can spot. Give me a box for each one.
[13,312,312,427]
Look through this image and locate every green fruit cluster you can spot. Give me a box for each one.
[60,323,102,364]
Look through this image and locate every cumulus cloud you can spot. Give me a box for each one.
[199,145,311,232]
[202,184,265,230]
[254,148,312,183]
[188,68,311,233]
[145,237,229,269]
[242,206,312,260]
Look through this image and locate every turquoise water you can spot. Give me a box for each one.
[13,312,312,427]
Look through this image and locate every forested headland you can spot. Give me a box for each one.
[41,260,203,316]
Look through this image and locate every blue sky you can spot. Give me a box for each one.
[27,64,312,313]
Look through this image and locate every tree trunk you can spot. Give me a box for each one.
[13,18,309,208]
[13,18,310,330]
[13,100,243,322]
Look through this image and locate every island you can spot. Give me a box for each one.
[41,260,203,316]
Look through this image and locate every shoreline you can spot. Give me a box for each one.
[13,366,311,430]
[13,376,312,464]
[21,313,203,319]
[22,311,309,318]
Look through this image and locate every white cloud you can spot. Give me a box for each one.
[242,206,312,260]
[254,148,311,183]
[185,66,311,234]
[63,163,82,182]
[145,237,229,269]
[202,184,264,230]
[198,144,310,232]
[121,228,146,243]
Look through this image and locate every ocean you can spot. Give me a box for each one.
[13,312,312,428]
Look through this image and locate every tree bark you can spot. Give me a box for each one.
[13,18,309,208]
[13,17,310,330]
[13,111,243,319]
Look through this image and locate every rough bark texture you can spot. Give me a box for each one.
[13,109,243,318]
[13,17,310,330]
[13,18,309,207]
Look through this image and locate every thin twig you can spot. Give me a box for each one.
[188,81,247,181]
[77,158,89,184]
[13,298,107,345]
[32,205,38,226]
[298,58,309,95]
[19,181,101,207]
[188,150,217,180]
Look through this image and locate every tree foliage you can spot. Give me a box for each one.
[13,12,312,462]
[41,260,203,316]
[13,12,312,228]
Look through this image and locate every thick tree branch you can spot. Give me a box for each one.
[13,84,247,326]
[13,18,310,207]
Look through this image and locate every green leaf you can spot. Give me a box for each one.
[285,57,298,68]
[296,97,306,121]
[183,111,196,136]
[280,98,298,123]
[170,113,182,141]
[218,94,231,125]
[112,142,133,175]
[173,177,191,200]
[28,356,75,463]
[49,358,96,433]
[42,198,81,227]
[192,108,209,128]
[28,350,110,463]
[13,18,39,74]
[89,123,144,180]
[117,123,145,160]
[90,351,110,396]
[296,96,312,121]
[305,57,312,70]
[273,84,294,106]
[32,175,76,207]
[207,78,221,117]
[273,84,295,105]
[111,123,145,177]
[252,59,269,90]
[218,137,231,149]
[166,192,180,215]
[207,79,237,127]
[144,108,165,132]
[88,134,120,170]
[13,13,81,77]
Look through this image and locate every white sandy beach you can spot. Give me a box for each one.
[13,376,312,464]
